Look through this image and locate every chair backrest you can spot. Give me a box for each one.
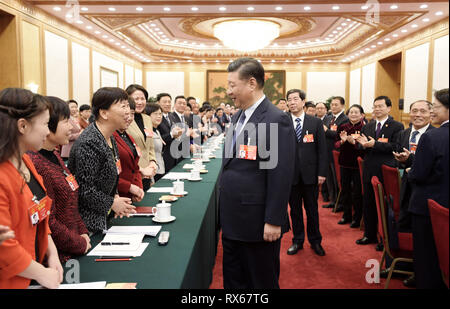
[357,156,364,194]
[381,165,402,221]
[371,176,392,257]
[332,150,341,190]
[428,199,449,287]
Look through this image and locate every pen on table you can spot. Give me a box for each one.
[95,258,132,262]
[100,242,130,246]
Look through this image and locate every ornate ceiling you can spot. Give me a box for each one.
[29,1,449,63]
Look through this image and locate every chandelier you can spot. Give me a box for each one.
[213,19,280,52]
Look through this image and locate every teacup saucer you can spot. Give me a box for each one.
[159,195,178,202]
[188,177,202,182]
[152,215,176,223]
[202,159,210,163]
[170,190,188,196]
[200,169,208,174]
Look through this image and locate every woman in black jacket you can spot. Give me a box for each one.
[68,87,136,233]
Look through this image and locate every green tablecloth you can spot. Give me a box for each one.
[65,143,223,289]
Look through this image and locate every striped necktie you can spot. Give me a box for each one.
[295,118,302,142]
[409,130,420,150]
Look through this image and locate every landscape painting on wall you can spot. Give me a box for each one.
[206,70,286,108]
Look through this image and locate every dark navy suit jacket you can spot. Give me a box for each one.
[408,122,449,216]
[219,97,296,242]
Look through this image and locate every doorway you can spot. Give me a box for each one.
[0,10,20,90]
[376,52,402,121]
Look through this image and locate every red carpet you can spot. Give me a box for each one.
[210,195,412,289]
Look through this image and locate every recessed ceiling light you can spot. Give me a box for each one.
[202,60,206,63]
[126,48,130,51]
[384,38,391,41]
[86,26,92,30]
[411,24,418,28]
[121,46,126,49]
[360,51,365,54]
[75,20,83,24]
[304,6,311,11]
[275,7,283,11]
[102,35,108,38]
[361,5,369,10]
[219,7,227,11]
[365,48,370,51]
[155,28,160,31]
[350,56,355,58]
[346,19,351,22]
[247,7,255,11]
[299,60,304,62]
[371,45,376,48]
[314,59,318,62]
[191,7,199,11]
[136,7,143,12]
[436,11,443,16]
[332,6,340,10]
[423,18,430,22]
[390,5,398,10]
[188,60,192,62]
[65,14,72,18]
[393,34,399,37]
[94,31,100,34]
[158,32,163,35]
[333,31,338,34]
[420,4,428,9]
[273,43,279,47]
[53,7,61,12]
[108,7,116,12]
[216,60,220,63]
[337,27,342,30]
[81,7,88,12]
[109,39,114,42]
[401,29,408,33]
[115,42,120,46]
[271,60,275,63]
[328,34,334,37]
[328,60,332,62]
[285,60,290,63]
[325,37,332,41]
[150,24,157,27]
[306,40,311,43]
[174,60,178,62]
[341,23,347,26]
[315,39,321,42]
[160,60,164,62]
[378,41,383,45]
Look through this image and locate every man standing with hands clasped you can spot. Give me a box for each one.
[286,89,328,256]
[219,58,296,289]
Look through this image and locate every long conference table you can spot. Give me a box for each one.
[65,139,223,289]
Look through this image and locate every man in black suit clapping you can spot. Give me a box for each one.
[286,89,328,256]
[356,96,404,246]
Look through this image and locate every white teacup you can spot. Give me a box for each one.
[190,169,201,180]
[173,180,184,194]
[152,202,171,220]
[193,160,203,170]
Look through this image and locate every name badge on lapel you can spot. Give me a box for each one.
[64,171,79,191]
[378,134,388,143]
[116,159,122,175]
[144,127,154,138]
[239,138,257,160]
[135,145,142,157]
[303,131,314,143]
[28,196,51,226]
[410,143,417,154]
[330,124,338,131]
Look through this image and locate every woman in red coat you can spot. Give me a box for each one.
[28,96,91,263]
[0,88,63,289]
[114,98,145,202]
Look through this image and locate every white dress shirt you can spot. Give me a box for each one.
[409,123,430,145]
[291,111,305,130]
[236,95,266,136]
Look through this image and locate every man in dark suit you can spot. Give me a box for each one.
[170,95,193,163]
[219,58,296,289]
[286,89,328,256]
[394,100,434,232]
[322,96,349,211]
[392,100,434,287]
[356,96,404,246]
[156,93,183,173]
[407,88,448,289]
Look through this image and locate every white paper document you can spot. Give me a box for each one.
[96,233,145,251]
[182,164,206,170]
[147,187,173,193]
[106,225,162,236]
[87,242,149,257]
[162,172,192,180]
[28,281,107,289]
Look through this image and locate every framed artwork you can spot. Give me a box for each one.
[206,70,286,107]
[100,66,119,88]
